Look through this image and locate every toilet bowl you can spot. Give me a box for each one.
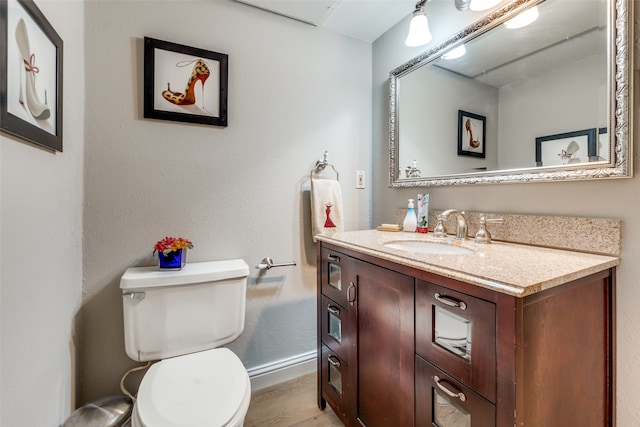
[131,349,251,427]
[120,260,252,427]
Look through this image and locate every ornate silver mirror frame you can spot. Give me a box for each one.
[389,0,633,187]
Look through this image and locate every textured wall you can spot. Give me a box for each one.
[82,0,372,402]
[372,2,640,424]
[0,0,85,424]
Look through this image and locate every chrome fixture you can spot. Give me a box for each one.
[256,257,297,271]
[434,209,468,240]
[406,0,502,47]
[474,216,504,244]
[312,151,339,180]
[405,159,421,178]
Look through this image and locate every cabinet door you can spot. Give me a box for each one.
[354,260,415,427]
[416,280,496,401]
[416,356,495,427]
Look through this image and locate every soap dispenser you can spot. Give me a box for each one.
[403,199,417,232]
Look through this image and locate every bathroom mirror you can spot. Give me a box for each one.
[389,0,633,187]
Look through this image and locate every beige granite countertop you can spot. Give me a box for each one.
[316,230,619,297]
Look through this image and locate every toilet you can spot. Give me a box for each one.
[120,259,252,427]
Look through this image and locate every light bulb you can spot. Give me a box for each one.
[442,45,466,60]
[469,0,501,11]
[504,6,539,29]
[405,12,432,47]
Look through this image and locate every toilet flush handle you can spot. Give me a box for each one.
[122,291,145,301]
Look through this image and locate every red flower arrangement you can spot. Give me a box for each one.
[153,236,194,256]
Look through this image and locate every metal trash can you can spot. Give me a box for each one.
[62,395,132,427]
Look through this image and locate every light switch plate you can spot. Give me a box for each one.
[356,170,365,189]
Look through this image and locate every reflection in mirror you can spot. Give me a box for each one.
[389,0,633,187]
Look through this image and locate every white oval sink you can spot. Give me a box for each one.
[383,240,474,255]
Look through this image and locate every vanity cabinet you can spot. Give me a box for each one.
[317,246,414,426]
[317,241,615,427]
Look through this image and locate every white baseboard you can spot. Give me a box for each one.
[247,350,317,391]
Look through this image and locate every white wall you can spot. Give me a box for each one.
[0,0,84,425]
[373,3,640,425]
[81,0,372,402]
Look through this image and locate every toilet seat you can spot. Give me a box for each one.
[133,348,251,427]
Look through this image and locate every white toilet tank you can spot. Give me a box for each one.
[120,259,249,362]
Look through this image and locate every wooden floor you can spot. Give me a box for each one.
[244,373,343,427]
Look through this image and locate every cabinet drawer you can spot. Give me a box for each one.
[416,356,495,427]
[416,280,496,401]
[321,345,351,421]
[321,295,350,362]
[320,248,354,308]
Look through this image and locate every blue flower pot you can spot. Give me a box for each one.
[158,249,186,270]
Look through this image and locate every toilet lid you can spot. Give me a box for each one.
[136,348,249,427]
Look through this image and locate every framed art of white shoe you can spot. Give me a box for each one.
[0,0,63,152]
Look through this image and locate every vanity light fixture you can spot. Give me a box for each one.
[405,0,432,47]
[407,0,503,47]
[456,0,502,11]
[504,6,539,29]
[468,0,502,11]
[442,44,466,59]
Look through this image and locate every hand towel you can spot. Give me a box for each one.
[311,177,344,242]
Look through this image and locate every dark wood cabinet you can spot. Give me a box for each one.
[317,241,615,427]
[353,258,414,427]
[317,245,415,426]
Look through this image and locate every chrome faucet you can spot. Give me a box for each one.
[474,216,504,244]
[434,209,468,240]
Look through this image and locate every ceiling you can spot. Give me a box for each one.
[435,0,606,88]
[233,0,416,42]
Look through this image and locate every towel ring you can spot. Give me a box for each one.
[312,151,339,180]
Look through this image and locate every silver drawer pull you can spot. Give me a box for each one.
[328,356,341,367]
[327,254,340,262]
[327,305,340,315]
[435,292,467,310]
[434,375,467,402]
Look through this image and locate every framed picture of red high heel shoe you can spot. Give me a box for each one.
[143,37,228,127]
[457,110,485,158]
[0,0,63,152]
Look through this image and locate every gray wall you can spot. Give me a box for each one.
[372,3,640,425]
[399,65,499,175]
[81,0,372,403]
[0,1,85,425]
[498,53,607,168]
